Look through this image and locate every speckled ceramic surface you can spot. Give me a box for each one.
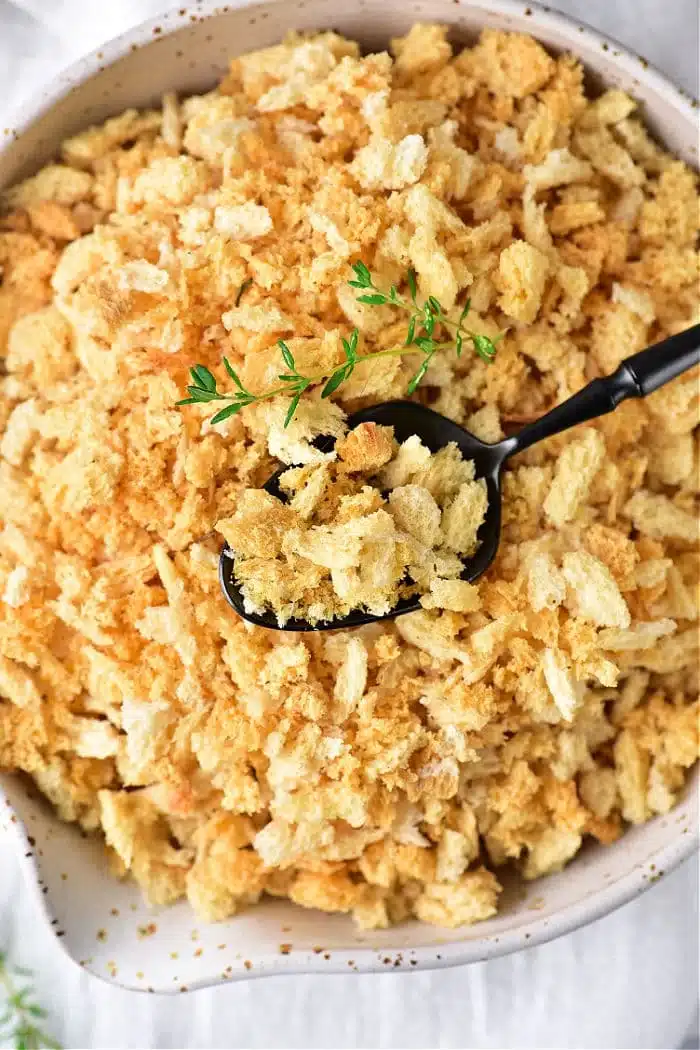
[0,0,698,994]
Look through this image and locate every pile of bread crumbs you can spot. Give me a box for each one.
[223,421,486,624]
[0,25,698,929]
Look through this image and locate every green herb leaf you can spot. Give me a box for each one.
[414,337,436,354]
[407,357,431,394]
[472,333,498,361]
[427,296,442,315]
[321,367,350,398]
[190,365,217,392]
[459,298,471,325]
[455,332,463,358]
[342,329,358,362]
[176,397,198,406]
[350,261,372,287]
[405,316,416,346]
[423,311,435,337]
[357,293,387,306]
[278,373,301,383]
[223,357,245,391]
[407,268,417,302]
[284,391,303,427]
[235,277,253,307]
[186,386,220,403]
[210,402,244,425]
[278,339,296,370]
[0,954,61,1050]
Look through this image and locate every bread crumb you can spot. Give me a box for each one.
[497,241,550,323]
[561,552,631,628]
[544,429,605,527]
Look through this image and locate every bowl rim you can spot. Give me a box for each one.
[1,0,697,148]
[1,0,698,988]
[1,780,697,990]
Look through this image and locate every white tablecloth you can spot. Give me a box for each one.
[1,1,698,1047]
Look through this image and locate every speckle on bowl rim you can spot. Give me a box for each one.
[0,0,698,992]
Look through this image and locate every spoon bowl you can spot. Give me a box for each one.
[220,324,700,632]
[219,401,512,631]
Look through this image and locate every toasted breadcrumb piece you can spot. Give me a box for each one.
[62,109,162,165]
[598,620,676,652]
[459,29,554,99]
[549,200,606,236]
[2,564,31,608]
[541,648,584,722]
[638,162,699,247]
[525,551,566,612]
[578,89,636,129]
[624,490,698,543]
[441,480,488,556]
[27,201,81,241]
[337,423,394,474]
[544,428,605,527]
[391,23,452,77]
[611,283,656,326]
[352,134,429,191]
[186,813,264,921]
[218,490,301,557]
[524,148,592,193]
[99,790,190,906]
[561,552,631,629]
[414,869,500,927]
[575,127,644,188]
[497,240,550,323]
[389,484,442,546]
[214,202,273,240]
[420,579,481,613]
[379,434,433,489]
[589,301,648,374]
[5,306,76,387]
[3,166,93,209]
[333,636,369,717]
[523,827,582,879]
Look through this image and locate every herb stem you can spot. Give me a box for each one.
[359,281,490,351]
[178,262,500,427]
[0,953,60,1050]
[195,344,452,412]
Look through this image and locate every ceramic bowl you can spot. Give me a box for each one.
[0,0,697,993]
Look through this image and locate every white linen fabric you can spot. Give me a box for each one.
[0,1,698,1047]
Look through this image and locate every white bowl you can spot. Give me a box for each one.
[0,0,697,993]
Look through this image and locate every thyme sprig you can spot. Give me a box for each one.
[0,953,60,1050]
[348,262,499,392]
[178,263,501,427]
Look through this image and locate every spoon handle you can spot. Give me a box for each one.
[623,323,700,395]
[504,323,700,459]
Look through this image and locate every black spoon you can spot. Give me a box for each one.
[220,324,700,632]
